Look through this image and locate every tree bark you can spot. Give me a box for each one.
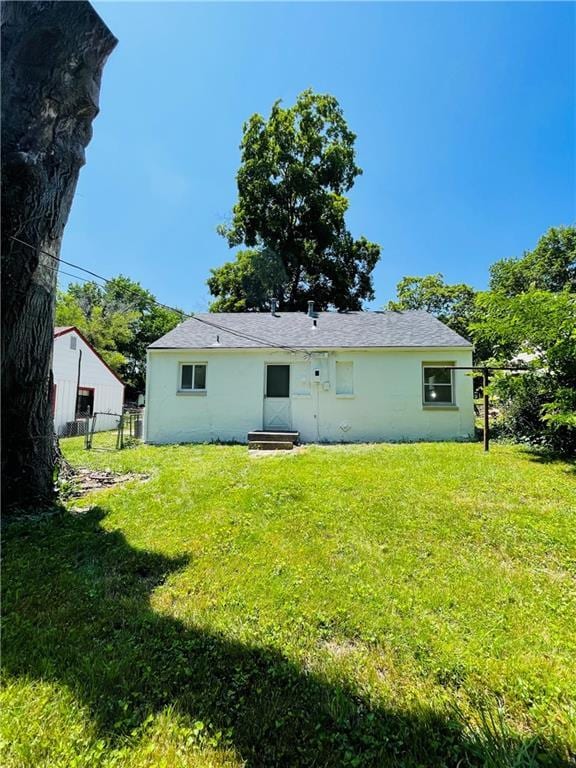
[1,1,117,511]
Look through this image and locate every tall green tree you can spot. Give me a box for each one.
[212,90,381,311]
[207,248,287,312]
[489,225,576,296]
[386,274,476,341]
[56,276,183,393]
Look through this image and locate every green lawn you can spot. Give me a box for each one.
[2,440,575,767]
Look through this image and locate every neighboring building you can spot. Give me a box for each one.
[52,326,124,436]
[145,308,474,445]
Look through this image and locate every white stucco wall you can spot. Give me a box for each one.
[52,331,125,435]
[145,347,474,444]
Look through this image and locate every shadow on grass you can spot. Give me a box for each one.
[2,508,565,767]
[519,448,576,475]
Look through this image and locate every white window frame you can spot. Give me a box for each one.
[422,363,455,407]
[178,362,207,394]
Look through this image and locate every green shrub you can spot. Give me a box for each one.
[492,371,576,455]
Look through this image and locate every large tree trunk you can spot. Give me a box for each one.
[1,1,116,511]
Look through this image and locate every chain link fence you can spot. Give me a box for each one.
[83,408,144,451]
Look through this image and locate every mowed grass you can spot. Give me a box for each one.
[2,440,575,767]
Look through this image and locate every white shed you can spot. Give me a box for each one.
[52,326,125,436]
[145,309,475,445]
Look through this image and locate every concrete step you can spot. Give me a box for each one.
[248,440,294,451]
[247,431,299,443]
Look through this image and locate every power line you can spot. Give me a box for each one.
[59,268,101,284]
[41,259,303,353]
[11,235,188,316]
[9,235,306,355]
[10,235,110,284]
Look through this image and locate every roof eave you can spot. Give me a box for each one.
[148,344,474,351]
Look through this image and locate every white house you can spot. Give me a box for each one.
[144,307,475,445]
[52,326,125,436]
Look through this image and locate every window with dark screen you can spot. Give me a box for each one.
[266,365,290,398]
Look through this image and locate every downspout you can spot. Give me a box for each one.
[74,349,82,417]
[49,336,56,433]
[483,367,490,452]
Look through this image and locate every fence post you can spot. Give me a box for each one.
[89,413,98,450]
[116,413,124,450]
[483,368,490,452]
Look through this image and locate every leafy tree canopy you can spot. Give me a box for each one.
[211,89,381,311]
[386,273,476,341]
[56,276,184,394]
[489,225,576,296]
[207,249,287,312]
[472,289,576,383]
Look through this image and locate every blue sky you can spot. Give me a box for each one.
[61,1,575,312]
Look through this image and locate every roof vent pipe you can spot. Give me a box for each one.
[307,300,315,317]
[270,298,278,316]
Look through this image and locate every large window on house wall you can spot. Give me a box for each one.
[422,364,455,405]
[179,363,207,392]
[336,361,354,395]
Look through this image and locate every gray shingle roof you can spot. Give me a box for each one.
[149,311,472,350]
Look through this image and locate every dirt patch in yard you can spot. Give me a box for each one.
[65,468,150,498]
[320,638,364,658]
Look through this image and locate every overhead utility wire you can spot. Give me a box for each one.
[58,268,98,284]
[39,259,305,355]
[10,235,306,355]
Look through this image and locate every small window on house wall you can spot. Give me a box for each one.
[336,361,354,395]
[70,335,77,350]
[423,365,455,405]
[76,387,94,416]
[179,363,207,392]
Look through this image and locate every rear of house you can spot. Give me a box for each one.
[52,327,124,436]
[145,309,474,444]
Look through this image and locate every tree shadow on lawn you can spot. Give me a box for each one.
[520,448,576,475]
[2,508,565,767]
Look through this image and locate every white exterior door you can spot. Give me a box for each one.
[263,364,291,430]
